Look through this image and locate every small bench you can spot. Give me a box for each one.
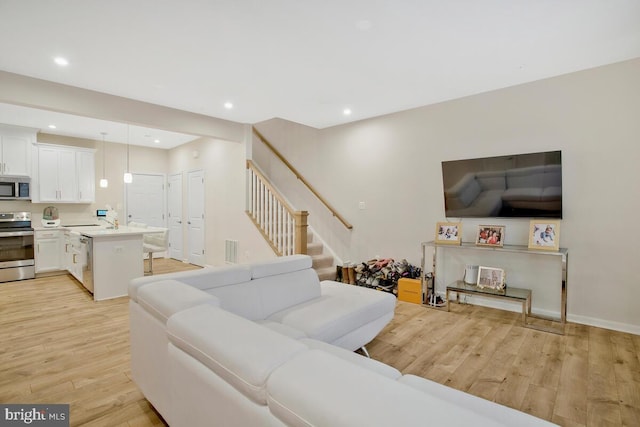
[446,280,531,326]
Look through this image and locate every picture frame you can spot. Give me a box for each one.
[475,225,505,247]
[477,266,506,290]
[435,222,462,245]
[528,220,560,251]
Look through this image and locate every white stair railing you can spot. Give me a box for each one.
[246,160,307,256]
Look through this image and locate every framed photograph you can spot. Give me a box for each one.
[528,220,560,251]
[435,222,462,245]
[476,225,505,247]
[477,266,506,290]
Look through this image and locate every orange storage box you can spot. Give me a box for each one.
[397,278,423,304]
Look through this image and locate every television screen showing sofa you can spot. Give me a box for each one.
[442,150,562,218]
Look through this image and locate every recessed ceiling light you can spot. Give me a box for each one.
[48,124,56,129]
[224,102,233,109]
[343,108,352,116]
[154,139,160,144]
[54,57,69,66]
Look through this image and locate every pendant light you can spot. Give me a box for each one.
[123,125,133,184]
[99,132,108,188]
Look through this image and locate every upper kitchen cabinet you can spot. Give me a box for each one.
[32,143,95,203]
[76,150,95,203]
[0,124,36,176]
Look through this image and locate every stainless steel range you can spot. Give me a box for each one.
[0,211,35,282]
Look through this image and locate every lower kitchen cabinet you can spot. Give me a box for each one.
[34,229,64,273]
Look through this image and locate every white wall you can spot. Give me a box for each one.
[254,58,640,334]
[168,135,274,266]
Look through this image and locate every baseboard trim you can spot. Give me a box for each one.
[442,291,640,335]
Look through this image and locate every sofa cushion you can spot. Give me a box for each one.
[136,280,220,323]
[255,320,307,340]
[167,304,307,405]
[399,375,556,426]
[205,281,264,320]
[267,350,521,427]
[255,269,322,319]
[300,338,401,380]
[250,254,312,279]
[266,281,395,345]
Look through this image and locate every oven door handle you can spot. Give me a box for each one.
[0,230,34,237]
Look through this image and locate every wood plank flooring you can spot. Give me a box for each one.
[0,259,200,427]
[2,263,639,426]
[368,301,640,426]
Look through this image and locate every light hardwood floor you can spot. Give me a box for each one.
[1,262,639,426]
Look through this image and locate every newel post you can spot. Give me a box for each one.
[293,211,309,255]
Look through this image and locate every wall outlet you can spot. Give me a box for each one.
[358,201,366,210]
[114,246,124,253]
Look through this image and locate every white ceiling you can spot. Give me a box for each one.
[0,102,198,148]
[0,0,639,144]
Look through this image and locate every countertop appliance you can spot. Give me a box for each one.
[0,211,35,282]
[42,206,61,228]
[0,176,30,200]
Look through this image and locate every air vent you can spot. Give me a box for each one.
[225,239,238,264]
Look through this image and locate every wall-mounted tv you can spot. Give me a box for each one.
[441,150,562,219]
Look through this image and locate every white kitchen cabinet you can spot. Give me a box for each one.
[76,150,95,203]
[34,144,95,203]
[0,124,35,176]
[64,232,73,272]
[35,229,64,273]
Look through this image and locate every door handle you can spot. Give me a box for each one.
[187,221,191,224]
[177,221,182,224]
[73,253,77,264]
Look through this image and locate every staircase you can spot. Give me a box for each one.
[306,230,336,281]
[247,126,350,281]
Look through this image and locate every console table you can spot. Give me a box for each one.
[446,281,531,326]
[421,241,567,335]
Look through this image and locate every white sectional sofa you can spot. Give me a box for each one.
[444,164,562,217]
[129,255,555,426]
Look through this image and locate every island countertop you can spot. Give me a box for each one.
[78,226,150,238]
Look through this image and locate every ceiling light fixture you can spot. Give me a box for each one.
[154,139,160,144]
[123,125,133,184]
[224,102,233,109]
[99,132,108,188]
[48,124,56,129]
[343,108,352,116]
[54,57,69,66]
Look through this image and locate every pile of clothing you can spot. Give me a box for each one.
[337,258,422,295]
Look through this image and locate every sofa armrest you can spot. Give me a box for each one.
[136,280,220,323]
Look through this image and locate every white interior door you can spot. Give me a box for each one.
[126,173,166,227]
[167,173,183,261]
[187,170,206,266]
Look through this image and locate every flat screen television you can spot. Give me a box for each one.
[441,150,562,219]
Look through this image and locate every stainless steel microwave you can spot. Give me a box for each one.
[0,176,30,200]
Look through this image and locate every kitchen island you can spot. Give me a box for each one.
[79,226,149,301]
